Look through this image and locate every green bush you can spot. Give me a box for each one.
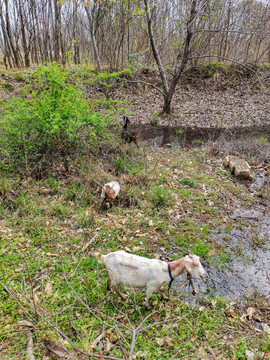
[1,63,114,175]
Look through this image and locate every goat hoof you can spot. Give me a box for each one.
[120,293,128,301]
[143,301,151,310]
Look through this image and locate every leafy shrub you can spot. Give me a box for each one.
[1,63,114,176]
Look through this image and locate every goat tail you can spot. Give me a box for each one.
[95,252,105,263]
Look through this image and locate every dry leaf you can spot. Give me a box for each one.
[45,280,53,296]
[262,323,270,335]
[33,291,39,304]
[40,188,50,195]
[165,336,174,346]
[109,333,117,343]
[135,350,147,358]
[17,320,34,328]
[211,299,217,308]
[199,306,205,312]
[229,310,238,319]
[132,246,142,252]
[20,246,28,252]
[43,339,69,359]
[148,220,154,226]
[155,337,164,346]
[104,340,112,352]
[245,349,255,360]
[247,307,256,320]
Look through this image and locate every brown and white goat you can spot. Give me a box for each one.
[100,181,120,208]
[95,250,206,308]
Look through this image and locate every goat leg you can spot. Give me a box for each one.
[114,285,128,301]
[143,298,151,310]
[107,278,112,291]
[160,287,169,300]
[187,274,197,295]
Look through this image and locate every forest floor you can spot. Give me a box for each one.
[116,86,270,128]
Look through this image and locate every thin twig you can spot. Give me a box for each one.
[128,328,137,360]
[124,79,165,96]
[81,233,98,252]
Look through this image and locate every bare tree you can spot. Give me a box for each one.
[83,0,103,71]
[144,0,202,114]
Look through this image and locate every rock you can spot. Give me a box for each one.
[223,155,254,180]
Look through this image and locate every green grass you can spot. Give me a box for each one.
[0,146,268,359]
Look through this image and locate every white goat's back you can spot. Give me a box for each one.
[101,250,168,289]
[105,181,120,197]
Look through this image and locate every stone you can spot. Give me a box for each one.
[223,155,254,180]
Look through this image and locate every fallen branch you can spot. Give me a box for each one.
[124,79,165,97]
[26,330,35,360]
[81,233,98,252]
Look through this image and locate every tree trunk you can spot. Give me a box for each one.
[143,0,169,95]
[161,0,198,114]
[54,0,61,62]
[84,1,103,72]
[18,0,30,67]
[3,0,21,67]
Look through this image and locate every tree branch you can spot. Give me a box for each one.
[124,79,165,96]
[143,0,169,95]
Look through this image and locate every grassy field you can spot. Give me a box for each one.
[0,145,269,359]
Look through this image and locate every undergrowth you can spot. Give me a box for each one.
[0,146,268,359]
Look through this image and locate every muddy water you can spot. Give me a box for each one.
[130,124,270,148]
[174,195,270,304]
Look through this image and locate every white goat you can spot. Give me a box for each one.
[100,181,120,207]
[95,250,206,308]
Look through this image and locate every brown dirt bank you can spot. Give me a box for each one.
[114,87,270,128]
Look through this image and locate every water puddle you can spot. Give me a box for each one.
[175,205,270,304]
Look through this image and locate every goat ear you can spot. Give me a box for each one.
[184,257,193,273]
[188,254,199,266]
